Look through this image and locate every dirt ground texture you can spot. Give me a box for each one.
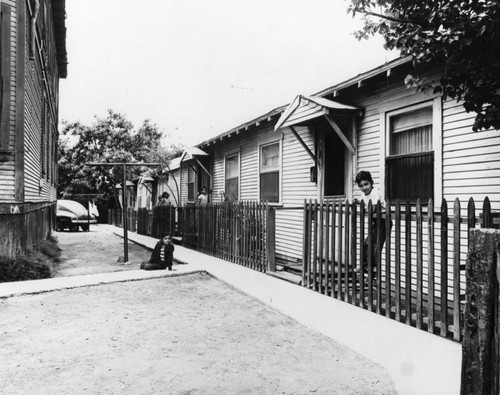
[1,225,397,394]
[1,274,396,394]
[53,225,154,277]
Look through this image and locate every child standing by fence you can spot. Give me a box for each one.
[354,171,390,279]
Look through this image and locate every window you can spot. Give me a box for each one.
[386,104,434,201]
[0,4,11,156]
[225,153,239,202]
[187,165,195,202]
[260,142,280,202]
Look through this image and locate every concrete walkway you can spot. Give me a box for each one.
[1,225,462,394]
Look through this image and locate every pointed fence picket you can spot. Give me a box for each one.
[178,202,271,272]
[302,197,496,341]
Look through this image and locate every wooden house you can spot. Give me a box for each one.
[158,156,182,206]
[196,56,499,268]
[0,0,67,257]
[154,148,210,207]
[135,175,157,209]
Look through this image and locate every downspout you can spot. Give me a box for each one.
[30,0,40,60]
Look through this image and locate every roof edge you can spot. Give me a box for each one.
[197,55,412,148]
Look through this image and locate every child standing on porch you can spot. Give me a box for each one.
[354,171,389,279]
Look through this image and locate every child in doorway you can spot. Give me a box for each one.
[197,186,208,207]
[355,171,390,279]
[140,234,174,271]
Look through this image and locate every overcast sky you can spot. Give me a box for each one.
[59,0,397,147]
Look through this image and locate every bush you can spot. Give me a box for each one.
[0,235,61,283]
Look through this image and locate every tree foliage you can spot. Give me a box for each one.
[58,110,183,202]
[348,0,500,131]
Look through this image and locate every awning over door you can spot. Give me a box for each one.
[274,95,360,131]
[179,147,209,162]
[180,147,211,178]
[274,95,360,161]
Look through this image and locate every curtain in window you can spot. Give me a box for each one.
[390,125,432,155]
[387,106,434,201]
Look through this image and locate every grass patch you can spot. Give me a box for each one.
[0,235,61,283]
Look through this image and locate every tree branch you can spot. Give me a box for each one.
[363,10,419,25]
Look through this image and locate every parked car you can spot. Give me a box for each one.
[56,200,97,232]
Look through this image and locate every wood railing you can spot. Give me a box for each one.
[178,202,274,272]
[303,197,496,341]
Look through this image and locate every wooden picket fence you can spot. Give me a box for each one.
[178,202,274,272]
[303,196,496,341]
[108,208,137,232]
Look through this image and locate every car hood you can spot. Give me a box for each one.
[57,208,79,218]
[57,200,89,216]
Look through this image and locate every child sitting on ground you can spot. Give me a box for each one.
[140,234,174,271]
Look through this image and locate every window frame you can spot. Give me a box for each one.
[380,96,442,204]
[224,151,240,202]
[258,140,281,204]
[187,163,196,203]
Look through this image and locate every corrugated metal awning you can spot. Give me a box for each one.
[274,95,360,131]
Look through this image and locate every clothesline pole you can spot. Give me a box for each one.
[122,164,129,262]
[86,162,162,263]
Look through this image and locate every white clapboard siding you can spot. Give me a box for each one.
[0,2,17,201]
[24,56,44,200]
[443,97,500,206]
[208,124,278,203]
[275,125,317,259]
[167,170,181,206]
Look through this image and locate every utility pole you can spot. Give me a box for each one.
[86,162,161,263]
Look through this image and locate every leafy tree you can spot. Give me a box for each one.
[58,110,183,205]
[348,0,500,131]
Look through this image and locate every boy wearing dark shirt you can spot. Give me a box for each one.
[140,235,174,271]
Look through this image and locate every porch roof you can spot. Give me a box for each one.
[165,157,182,171]
[179,147,209,162]
[274,95,360,131]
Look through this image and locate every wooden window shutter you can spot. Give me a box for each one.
[0,4,11,157]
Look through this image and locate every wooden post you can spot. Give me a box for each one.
[319,199,324,294]
[428,198,435,333]
[385,198,391,318]
[302,200,309,285]
[337,200,344,299]
[344,199,350,303]
[440,199,449,337]
[325,201,331,296]
[461,228,500,395]
[330,200,337,298]
[405,200,412,325]
[395,200,401,322]
[453,198,461,341]
[121,164,129,263]
[266,204,276,272]
[416,199,423,329]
